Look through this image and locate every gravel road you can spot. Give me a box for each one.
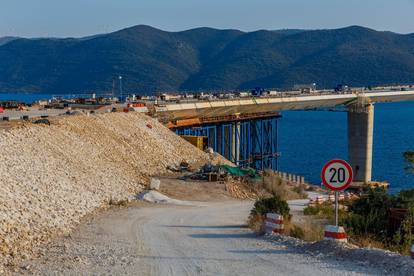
[21,200,398,276]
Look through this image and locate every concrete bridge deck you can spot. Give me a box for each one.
[156,90,414,120]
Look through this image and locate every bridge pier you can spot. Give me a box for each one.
[347,100,374,183]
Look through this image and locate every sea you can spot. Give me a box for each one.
[2,92,414,194]
[279,102,414,194]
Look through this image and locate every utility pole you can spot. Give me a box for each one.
[119,76,123,102]
[112,78,115,99]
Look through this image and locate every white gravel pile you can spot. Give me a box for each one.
[266,234,414,275]
[0,112,208,271]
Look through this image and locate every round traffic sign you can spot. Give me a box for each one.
[321,159,353,191]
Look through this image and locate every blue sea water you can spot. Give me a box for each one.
[279,102,414,194]
[2,92,414,193]
[0,93,55,103]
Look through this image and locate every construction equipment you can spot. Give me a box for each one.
[180,135,208,151]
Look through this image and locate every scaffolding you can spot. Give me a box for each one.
[174,115,280,171]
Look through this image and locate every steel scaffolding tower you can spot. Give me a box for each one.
[174,116,280,171]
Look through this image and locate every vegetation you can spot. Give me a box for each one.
[250,196,290,219]
[2,25,414,93]
[248,196,291,233]
[344,187,414,254]
[303,202,347,223]
[302,187,414,254]
[304,203,334,218]
[403,151,414,174]
[289,225,305,239]
[335,151,414,254]
[262,171,307,200]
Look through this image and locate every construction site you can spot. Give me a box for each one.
[0,107,413,275]
[0,109,285,272]
[1,87,414,275]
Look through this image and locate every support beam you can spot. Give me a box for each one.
[347,101,374,183]
[232,122,240,165]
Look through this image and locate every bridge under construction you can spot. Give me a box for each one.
[157,90,414,185]
[3,89,414,185]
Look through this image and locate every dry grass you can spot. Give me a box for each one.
[348,234,412,255]
[301,222,325,241]
[349,235,389,250]
[283,219,323,241]
[262,171,307,201]
[247,214,265,234]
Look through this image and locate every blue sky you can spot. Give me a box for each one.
[1,0,414,37]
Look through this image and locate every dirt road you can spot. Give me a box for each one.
[21,200,392,275]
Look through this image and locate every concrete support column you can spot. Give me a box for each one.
[347,101,374,183]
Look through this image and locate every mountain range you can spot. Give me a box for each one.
[1,25,414,94]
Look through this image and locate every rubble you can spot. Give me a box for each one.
[0,112,209,271]
[225,179,258,200]
[266,234,414,275]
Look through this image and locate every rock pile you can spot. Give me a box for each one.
[0,112,208,271]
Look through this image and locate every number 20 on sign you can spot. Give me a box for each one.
[321,159,353,191]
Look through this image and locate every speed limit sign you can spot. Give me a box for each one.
[321,159,353,191]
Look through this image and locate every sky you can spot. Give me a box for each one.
[1,0,414,38]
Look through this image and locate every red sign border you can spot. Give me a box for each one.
[321,159,353,191]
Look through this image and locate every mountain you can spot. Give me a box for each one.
[1,25,414,94]
[0,36,19,46]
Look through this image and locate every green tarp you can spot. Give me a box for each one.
[221,165,261,180]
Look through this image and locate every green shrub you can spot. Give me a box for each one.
[303,203,341,221]
[251,196,290,220]
[289,225,305,239]
[398,207,414,254]
[344,187,392,238]
[341,187,414,254]
[303,205,319,216]
[394,189,414,208]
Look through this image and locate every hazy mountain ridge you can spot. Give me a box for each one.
[1,25,414,93]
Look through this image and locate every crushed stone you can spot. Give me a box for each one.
[0,112,209,271]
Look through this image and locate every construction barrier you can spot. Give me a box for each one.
[309,195,326,206]
[315,195,326,204]
[265,213,284,234]
[324,225,347,242]
[275,171,306,185]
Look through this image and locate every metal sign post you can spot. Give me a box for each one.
[335,191,339,226]
[321,159,353,226]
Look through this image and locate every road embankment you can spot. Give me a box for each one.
[0,112,208,272]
